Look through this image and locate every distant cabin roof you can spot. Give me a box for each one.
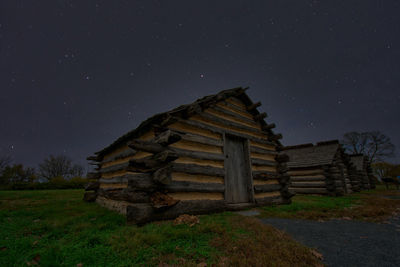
[92,87,279,159]
[283,140,341,168]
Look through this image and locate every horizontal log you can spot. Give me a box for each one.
[254,184,281,193]
[211,105,257,125]
[178,131,223,147]
[247,101,261,111]
[100,174,154,191]
[262,123,276,131]
[154,130,182,146]
[290,188,329,194]
[290,176,326,182]
[251,158,277,167]
[250,146,278,155]
[128,140,165,154]
[178,118,276,146]
[198,112,265,136]
[165,181,225,193]
[98,188,150,203]
[171,147,224,161]
[290,182,326,188]
[172,163,225,177]
[100,161,130,174]
[153,164,172,185]
[252,171,279,180]
[101,149,137,164]
[254,112,267,121]
[126,200,229,225]
[270,133,283,141]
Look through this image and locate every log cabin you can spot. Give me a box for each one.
[283,140,355,196]
[84,87,292,224]
[349,154,375,190]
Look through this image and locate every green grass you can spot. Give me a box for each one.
[0,190,321,266]
[0,190,228,266]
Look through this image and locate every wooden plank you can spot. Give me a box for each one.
[252,165,276,172]
[252,171,279,180]
[253,179,279,185]
[172,163,225,177]
[205,108,261,130]
[250,141,276,151]
[290,176,326,182]
[168,121,221,140]
[171,147,225,161]
[192,113,267,139]
[100,161,130,174]
[172,172,224,184]
[254,191,281,199]
[251,152,276,162]
[165,181,225,193]
[288,169,325,176]
[167,192,224,201]
[216,102,254,120]
[102,151,152,168]
[170,140,222,154]
[211,105,258,126]
[250,146,277,155]
[254,184,281,193]
[290,182,327,188]
[101,148,137,164]
[175,157,223,168]
[226,96,247,109]
[251,158,277,167]
[178,131,223,146]
[179,118,275,146]
[290,188,329,194]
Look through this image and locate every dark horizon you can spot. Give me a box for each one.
[1,1,399,170]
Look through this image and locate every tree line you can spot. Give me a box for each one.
[0,154,87,189]
[341,131,399,181]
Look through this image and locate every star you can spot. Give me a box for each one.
[200,74,204,78]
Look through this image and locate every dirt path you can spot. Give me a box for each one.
[261,216,400,266]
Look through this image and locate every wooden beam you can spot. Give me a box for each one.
[250,146,278,155]
[254,112,267,121]
[247,102,261,111]
[252,171,279,180]
[179,118,275,146]
[171,147,224,161]
[128,139,165,154]
[251,158,277,167]
[101,149,137,164]
[100,161,130,174]
[172,163,225,177]
[262,123,276,131]
[154,130,182,146]
[254,184,281,193]
[177,131,223,147]
[98,188,150,203]
[270,133,283,141]
[165,181,225,193]
[211,106,256,125]
[290,182,326,188]
[153,164,173,185]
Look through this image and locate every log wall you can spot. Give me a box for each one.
[85,95,290,224]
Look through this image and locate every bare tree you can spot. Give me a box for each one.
[38,155,85,180]
[341,131,395,163]
[0,155,13,175]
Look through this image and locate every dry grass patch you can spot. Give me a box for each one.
[260,186,400,222]
[210,216,322,267]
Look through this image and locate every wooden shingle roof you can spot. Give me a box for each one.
[283,140,341,168]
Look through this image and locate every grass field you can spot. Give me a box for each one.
[0,190,321,267]
[260,185,400,222]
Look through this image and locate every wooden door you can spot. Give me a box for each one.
[224,134,253,203]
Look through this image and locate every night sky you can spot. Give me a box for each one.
[1,0,399,171]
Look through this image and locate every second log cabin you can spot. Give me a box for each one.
[284,140,356,196]
[85,87,293,224]
[349,154,376,190]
